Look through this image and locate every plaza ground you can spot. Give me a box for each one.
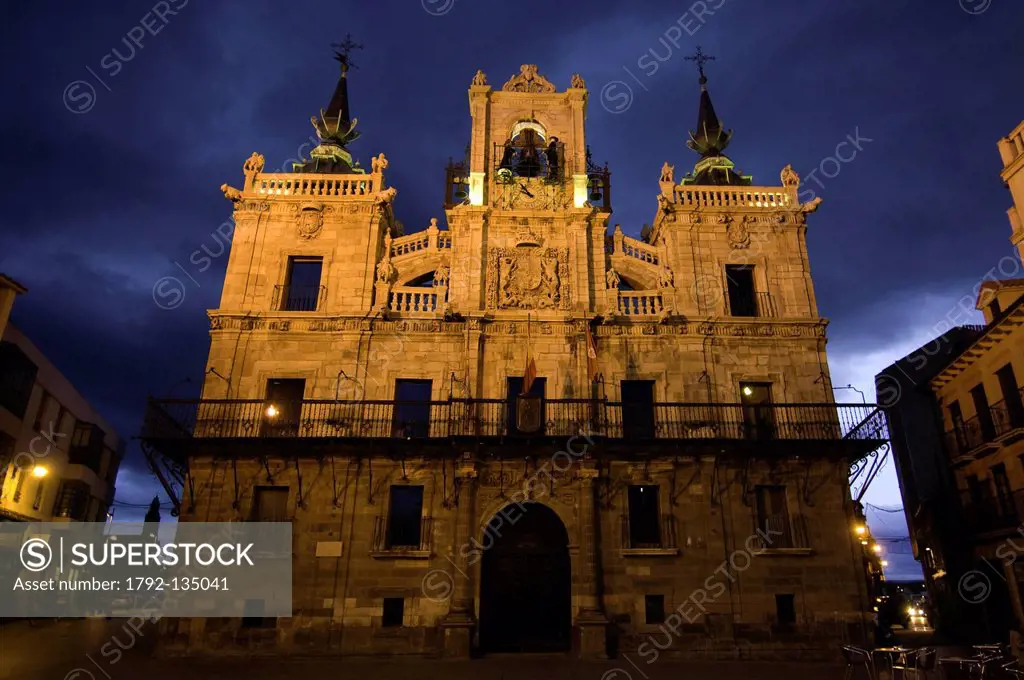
[0,618,951,680]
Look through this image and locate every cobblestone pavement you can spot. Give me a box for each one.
[0,619,851,680]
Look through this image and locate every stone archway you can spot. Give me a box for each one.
[478,501,572,654]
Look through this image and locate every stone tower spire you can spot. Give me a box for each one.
[296,36,364,174]
[681,47,751,186]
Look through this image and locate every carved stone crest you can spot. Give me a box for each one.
[727,219,750,249]
[502,64,557,93]
[297,203,324,240]
[487,247,570,310]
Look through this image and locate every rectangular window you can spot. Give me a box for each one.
[68,422,104,474]
[726,265,757,317]
[775,594,797,626]
[387,485,424,549]
[382,597,404,627]
[0,432,14,485]
[263,378,305,437]
[997,363,1024,428]
[280,256,323,311]
[992,464,1016,520]
[241,599,275,628]
[252,486,289,522]
[506,376,546,436]
[32,390,51,433]
[756,485,793,548]
[627,485,661,548]
[53,480,91,520]
[621,380,656,439]
[392,379,432,438]
[740,382,775,440]
[644,595,665,624]
[970,383,996,441]
[0,341,39,418]
[32,481,45,511]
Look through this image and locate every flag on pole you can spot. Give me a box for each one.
[585,323,599,382]
[523,314,537,393]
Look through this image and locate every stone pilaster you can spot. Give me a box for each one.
[440,458,478,658]
[575,463,607,659]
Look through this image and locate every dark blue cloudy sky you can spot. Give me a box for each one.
[1,0,1021,576]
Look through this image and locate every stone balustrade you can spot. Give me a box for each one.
[388,286,444,315]
[254,173,379,198]
[675,186,791,210]
[391,222,452,258]
[618,291,664,316]
[620,236,659,265]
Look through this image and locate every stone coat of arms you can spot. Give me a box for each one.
[487,247,570,310]
[297,204,324,240]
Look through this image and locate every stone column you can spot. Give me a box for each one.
[575,463,608,659]
[440,458,477,658]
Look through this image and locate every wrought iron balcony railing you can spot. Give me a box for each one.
[371,515,433,554]
[621,513,677,551]
[945,386,1024,460]
[752,514,810,550]
[272,284,326,312]
[960,488,1024,536]
[142,398,884,445]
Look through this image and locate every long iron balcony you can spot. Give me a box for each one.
[142,398,885,453]
[944,386,1024,461]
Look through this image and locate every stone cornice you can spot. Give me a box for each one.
[207,311,828,340]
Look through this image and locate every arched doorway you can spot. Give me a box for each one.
[478,502,571,653]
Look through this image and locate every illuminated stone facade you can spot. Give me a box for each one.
[151,64,882,659]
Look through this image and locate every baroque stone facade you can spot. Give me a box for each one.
[148,63,880,660]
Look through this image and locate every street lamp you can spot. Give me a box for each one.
[32,465,48,478]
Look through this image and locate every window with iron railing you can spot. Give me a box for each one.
[0,341,38,418]
[278,256,324,312]
[754,485,804,549]
[626,485,662,548]
[53,480,91,520]
[385,485,425,549]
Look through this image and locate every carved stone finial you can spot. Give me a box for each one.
[658,266,675,289]
[472,69,488,87]
[242,152,265,189]
[781,164,800,188]
[570,73,586,89]
[371,153,389,174]
[220,184,242,202]
[502,64,557,93]
[613,223,623,234]
[660,162,675,184]
[605,267,621,290]
[429,217,439,230]
[376,258,396,284]
[433,263,451,287]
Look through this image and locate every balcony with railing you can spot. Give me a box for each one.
[371,515,433,558]
[272,284,326,312]
[945,388,1024,461]
[752,514,811,553]
[620,513,678,555]
[674,186,792,210]
[388,287,444,315]
[960,488,1024,537]
[142,398,885,462]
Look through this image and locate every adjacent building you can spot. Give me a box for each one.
[0,275,123,523]
[877,119,1024,642]
[142,58,885,659]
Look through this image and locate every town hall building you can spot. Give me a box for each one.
[142,51,886,659]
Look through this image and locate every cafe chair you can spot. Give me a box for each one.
[842,645,877,680]
[892,647,936,680]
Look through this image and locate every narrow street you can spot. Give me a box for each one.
[0,618,847,680]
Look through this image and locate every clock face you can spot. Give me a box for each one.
[498,178,568,210]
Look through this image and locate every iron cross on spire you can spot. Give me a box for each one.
[332,33,364,71]
[685,45,715,82]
